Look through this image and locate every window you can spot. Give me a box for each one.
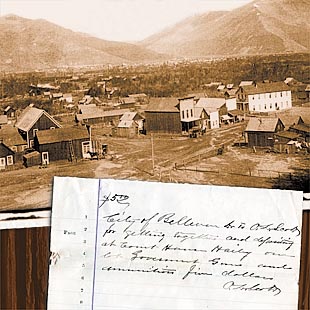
[253,105,255,111]
[11,146,17,152]
[264,104,267,110]
[275,102,278,108]
[186,110,189,118]
[0,158,5,167]
[252,96,255,100]
[30,140,34,147]
[22,145,28,151]
[270,103,272,109]
[182,111,185,119]
[33,128,38,136]
[6,155,13,165]
[280,92,282,97]
[275,92,277,98]
[50,127,55,130]
[190,109,193,117]
[269,94,271,98]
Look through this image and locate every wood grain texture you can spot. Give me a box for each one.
[0,213,309,310]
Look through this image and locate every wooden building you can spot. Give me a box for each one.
[76,108,129,126]
[0,141,15,170]
[3,105,16,118]
[116,112,144,138]
[289,116,310,142]
[244,117,285,147]
[34,127,90,164]
[145,98,182,134]
[236,82,291,113]
[15,106,62,147]
[0,125,27,161]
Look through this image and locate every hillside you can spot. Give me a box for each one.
[0,15,166,71]
[141,0,310,57]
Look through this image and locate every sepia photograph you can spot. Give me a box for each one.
[0,0,309,309]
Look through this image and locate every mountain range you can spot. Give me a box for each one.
[0,0,309,72]
[0,14,165,72]
[141,0,310,58]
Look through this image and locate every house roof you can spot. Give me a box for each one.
[245,117,283,132]
[36,127,89,144]
[0,115,8,125]
[240,82,290,95]
[239,81,254,87]
[305,85,310,92]
[290,123,310,133]
[196,98,226,111]
[15,106,62,132]
[228,109,245,117]
[145,98,179,113]
[118,120,136,128]
[128,93,147,98]
[4,105,13,112]
[0,125,26,146]
[78,104,103,115]
[0,142,15,157]
[299,115,310,125]
[121,97,136,104]
[23,151,40,159]
[120,112,143,122]
[76,108,130,121]
[274,131,300,140]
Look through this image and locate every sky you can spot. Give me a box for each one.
[0,0,252,42]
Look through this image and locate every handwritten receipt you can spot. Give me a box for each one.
[48,177,303,310]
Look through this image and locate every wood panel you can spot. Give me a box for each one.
[0,212,309,309]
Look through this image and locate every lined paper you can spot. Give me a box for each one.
[47,177,303,309]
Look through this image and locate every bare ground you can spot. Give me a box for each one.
[1,107,309,211]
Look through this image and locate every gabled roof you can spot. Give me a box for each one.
[145,98,179,113]
[305,85,310,92]
[0,125,26,146]
[196,98,226,111]
[15,107,62,132]
[245,117,284,132]
[118,120,136,128]
[239,82,290,95]
[36,127,89,144]
[290,123,310,133]
[299,115,310,125]
[120,112,143,122]
[0,142,15,157]
[274,131,300,140]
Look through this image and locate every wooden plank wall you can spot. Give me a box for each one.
[0,212,309,309]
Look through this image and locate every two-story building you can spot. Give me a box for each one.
[15,106,62,147]
[236,82,292,113]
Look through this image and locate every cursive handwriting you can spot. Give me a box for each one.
[223,281,282,296]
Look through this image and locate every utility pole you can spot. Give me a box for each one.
[151,134,155,175]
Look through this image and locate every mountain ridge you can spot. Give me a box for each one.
[140,0,310,58]
[0,14,166,71]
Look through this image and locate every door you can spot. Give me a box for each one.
[0,157,5,169]
[82,141,91,158]
[42,152,49,165]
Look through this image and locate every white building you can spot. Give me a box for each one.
[236,82,292,113]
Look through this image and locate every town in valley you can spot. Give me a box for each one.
[0,1,309,210]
